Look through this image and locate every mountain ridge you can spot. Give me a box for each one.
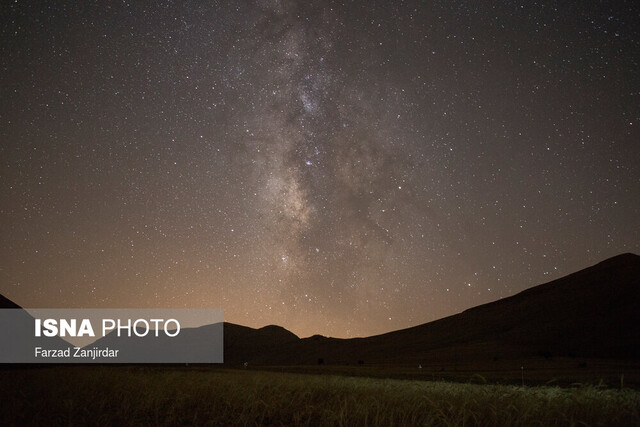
[220,253,640,365]
[1,253,638,368]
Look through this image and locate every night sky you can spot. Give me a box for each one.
[1,1,639,338]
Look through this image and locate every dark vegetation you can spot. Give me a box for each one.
[2,366,639,426]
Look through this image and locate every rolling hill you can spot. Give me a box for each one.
[1,253,638,372]
[222,253,640,366]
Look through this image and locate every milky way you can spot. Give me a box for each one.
[1,1,639,337]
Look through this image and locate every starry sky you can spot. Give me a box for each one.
[1,0,639,338]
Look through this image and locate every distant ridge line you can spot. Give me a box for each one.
[1,252,639,368]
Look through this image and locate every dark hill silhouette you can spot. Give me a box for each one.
[0,294,21,309]
[222,253,640,366]
[224,323,299,364]
[0,298,71,362]
[1,253,638,370]
[355,252,640,363]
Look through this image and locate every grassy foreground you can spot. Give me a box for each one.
[1,367,639,426]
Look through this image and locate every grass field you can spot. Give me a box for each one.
[2,366,639,426]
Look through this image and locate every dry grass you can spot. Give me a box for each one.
[1,366,639,426]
